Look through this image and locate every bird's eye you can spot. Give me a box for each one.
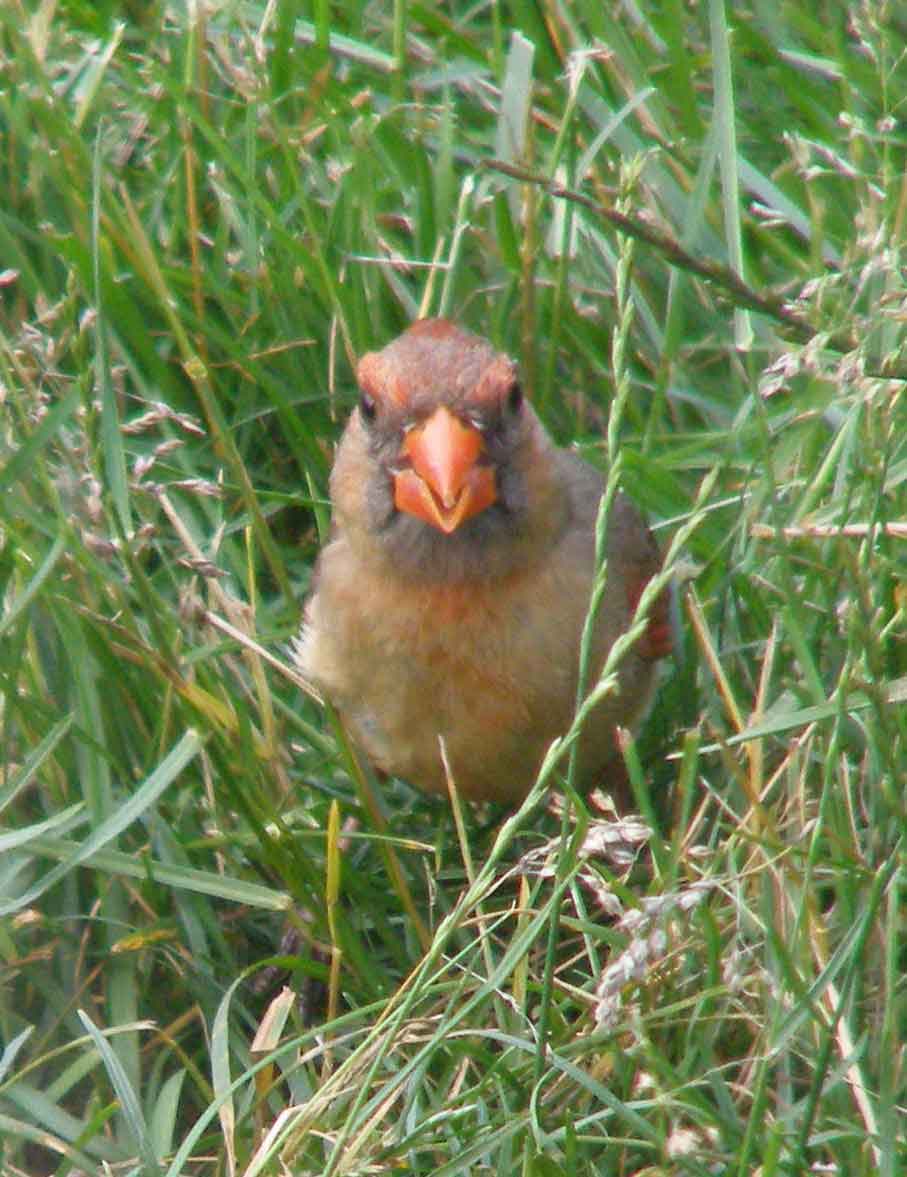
[359,392,377,423]
[506,381,523,414]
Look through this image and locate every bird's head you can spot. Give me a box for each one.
[330,319,570,583]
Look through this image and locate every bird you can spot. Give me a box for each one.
[294,318,671,806]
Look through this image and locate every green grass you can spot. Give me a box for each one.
[2,2,907,1174]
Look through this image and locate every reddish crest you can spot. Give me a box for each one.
[403,318,461,342]
[356,319,519,412]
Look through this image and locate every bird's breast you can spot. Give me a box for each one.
[300,538,585,801]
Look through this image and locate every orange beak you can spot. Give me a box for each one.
[393,406,497,534]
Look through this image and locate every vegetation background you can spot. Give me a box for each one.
[2,1,906,1174]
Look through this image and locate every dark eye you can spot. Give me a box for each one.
[359,391,377,423]
[506,381,523,414]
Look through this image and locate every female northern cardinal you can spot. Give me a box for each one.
[295,319,670,804]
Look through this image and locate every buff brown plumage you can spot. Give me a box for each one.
[295,319,670,804]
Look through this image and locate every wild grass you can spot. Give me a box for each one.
[2,2,906,1174]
